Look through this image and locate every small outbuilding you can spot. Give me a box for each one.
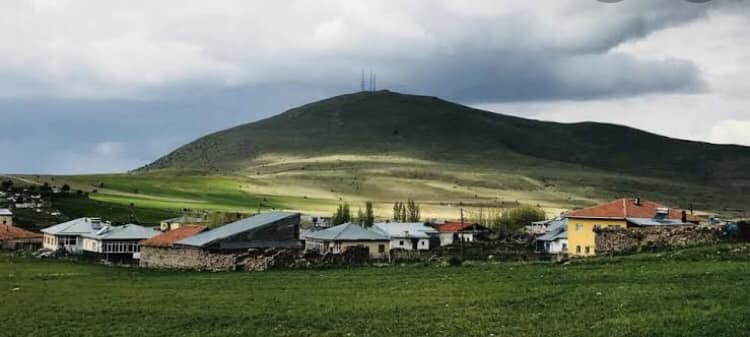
[0,208,12,226]
[160,215,206,231]
[435,222,489,247]
[139,225,207,268]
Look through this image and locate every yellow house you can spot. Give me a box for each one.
[566,198,697,256]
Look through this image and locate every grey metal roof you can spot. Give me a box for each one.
[302,223,388,241]
[626,217,691,226]
[81,224,160,241]
[537,217,567,242]
[373,222,437,239]
[41,217,106,235]
[177,211,299,247]
[0,208,12,216]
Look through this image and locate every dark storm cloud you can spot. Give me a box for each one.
[0,0,747,173]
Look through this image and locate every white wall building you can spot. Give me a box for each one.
[41,217,107,253]
[81,224,160,260]
[372,222,438,251]
[536,218,568,254]
[0,208,12,226]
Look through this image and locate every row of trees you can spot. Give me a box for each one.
[330,200,543,231]
[332,201,375,227]
[393,200,420,222]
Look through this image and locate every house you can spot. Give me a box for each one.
[536,217,568,254]
[139,212,301,270]
[301,222,390,259]
[41,217,108,253]
[373,222,438,251]
[566,198,697,256]
[176,212,301,250]
[139,225,207,268]
[81,224,160,261]
[435,222,489,247]
[160,215,206,231]
[526,219,553,235]
[0,223,42,250]
[0,208,12,225]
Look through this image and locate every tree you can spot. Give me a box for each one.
[332,202,352,226]
[364,201,375,227]
[494,205,546,231]
[356,208,365,225]
[61,184,71,193]
[393,200,420,222]
[406,199,420,222]
[1,180,13,191]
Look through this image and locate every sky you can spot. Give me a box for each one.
[1,0,749,173]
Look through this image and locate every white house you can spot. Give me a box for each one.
[0,208,12,226]
[81,224,160,261]
[41,217,108,253]
[372,222,438,251]
[536,217,568,254]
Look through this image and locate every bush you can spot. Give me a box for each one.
[494,205,546,231]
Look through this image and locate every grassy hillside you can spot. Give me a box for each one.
[2,245,750,337]
[145,90,750,182]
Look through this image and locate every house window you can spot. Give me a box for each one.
[576,245,581,253]
[2,220,5,224]
[585,246,591,254]
[576,224,584,232]
[399,240,404,246]
[562,243,568,252]
[421,241,425,246]
[378,244,385,253]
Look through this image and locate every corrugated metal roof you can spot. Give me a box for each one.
[302,223,388,241]
[626,217,691,226]
[41,217,105,235]
[0,208,12,216]
[81,224,160,240]
[141,225,207,247]
[537,218,567,241]
[373,222,437,239]
[177,211,299,247]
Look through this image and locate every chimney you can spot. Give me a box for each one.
[681,210,687,223]
[634,197,641,206]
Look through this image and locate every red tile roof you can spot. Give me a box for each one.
[567,198,698,222]
[0,224,42,241]
[437,222,479,233]
[140,225,207,247]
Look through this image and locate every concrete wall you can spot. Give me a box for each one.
[0,215,12,225]
[389,238,430,250]
[595,225,725,255]
[304,239,388,259]
[543,239,568,254]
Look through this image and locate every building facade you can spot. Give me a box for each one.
[566,198,696,256]
[41,217,107,253]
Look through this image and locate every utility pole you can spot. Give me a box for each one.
[360,70,365,92]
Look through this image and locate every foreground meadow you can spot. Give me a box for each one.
[2,245,750,337]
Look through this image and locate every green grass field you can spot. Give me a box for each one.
[2,244,750,337]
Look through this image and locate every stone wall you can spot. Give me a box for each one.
[140,245,370,271]
[594,225,725,255]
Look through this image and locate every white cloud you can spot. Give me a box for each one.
[710,120,750,146]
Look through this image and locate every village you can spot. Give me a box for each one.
[0,195,742,271]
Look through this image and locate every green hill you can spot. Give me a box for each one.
[144,90,750,181]
[19,90,740,223]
